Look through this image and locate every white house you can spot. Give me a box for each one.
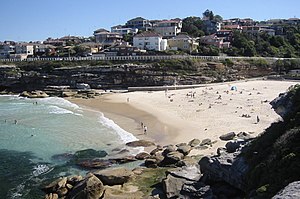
[0,43,15,58]
[111,25,138,35]
[152,19,182,39]
[133,32,167,51]
[13,43,34,59]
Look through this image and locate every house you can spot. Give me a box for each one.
[78,42,102,54]
[106,42,144,56]
[33,44,56,57]
[152,19,182,39]
[8,43,34,59]
[133,31,167,51]
[222,24,243,32]
[200,34,229,49]
[216,30,233,42]
[125,17,152,31]
[59,36,83,45]
[243,26,276,36]
[44,38,66,46]
[168,33,198,53]
[0,42,15,58]
[93,29,123,47]
[111,25,138,35]
[203,20,221,34]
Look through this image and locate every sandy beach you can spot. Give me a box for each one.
[70,80,298,156]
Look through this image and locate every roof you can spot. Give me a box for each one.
[134,31,162,38]
[223,25,241,29]
[94,28,109,33]
[127,17,146,22]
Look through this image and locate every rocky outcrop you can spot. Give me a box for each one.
[163,165,202,198]
[272,181,300,199]
[125,140,155,147]
[199,148,249,192]
[93,168,133,186]
[20,90,49,98]
[66,173,104,199]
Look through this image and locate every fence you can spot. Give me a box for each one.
[0,55,298,63]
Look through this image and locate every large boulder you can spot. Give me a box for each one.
[181,182,214,199]
[225,140,245,153]
[93,168,133,186]
[163,165,202,198]
[177,144,192,156]
[160,151,184,166]
[162,145,176,156]
[125,140,155,147]
[66,173,104,199]
[219,132,236,141]
[135,152,150,160]
[42,177,68,193]
[272,181,300,199]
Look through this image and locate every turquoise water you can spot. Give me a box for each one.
[0,95,141,198]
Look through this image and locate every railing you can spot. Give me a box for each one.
[0,55,298,63]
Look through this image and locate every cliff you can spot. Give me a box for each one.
[0,59,273,93]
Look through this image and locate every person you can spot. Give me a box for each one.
[257,116,260,123]
[127,98,130,102]
[14,120,17,124]
[144,126,148,134]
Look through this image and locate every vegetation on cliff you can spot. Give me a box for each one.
[244,84,300,198]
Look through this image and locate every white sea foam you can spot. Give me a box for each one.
[98,113,138,143]
[48,105,76,115]
[37,97,80,109]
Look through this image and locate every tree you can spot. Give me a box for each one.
[203,9,214,20]
[214,15,223,23]
[182,17,205,37]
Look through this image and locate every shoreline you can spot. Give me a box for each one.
[70,80,299,156]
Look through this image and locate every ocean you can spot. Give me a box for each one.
[0,95,141,198]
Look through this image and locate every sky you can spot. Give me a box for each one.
[1,0,299,42]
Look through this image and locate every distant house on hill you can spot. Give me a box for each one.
[93,29,123,47]
[152,19,182,39]
[106,42,144,56]
[200,34,230,49]
[168,33,198,53]
[133,31,167,51]
[111,25,138,35]
[125,17,152,31]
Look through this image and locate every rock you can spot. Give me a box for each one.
[176,143,187,147]
[177,145,192,156]
[20,90,49,98]
[272,181,300,199]
[93,168,133,186]
[77,159,113,169]
[125,140,155,147]
[237,132,253,141]
[200,139,212,146]
[150,148,162,156]
[145,158,158,168]
[160,151,184,166]
[199,150,249,192]
[163,165,201,198]
[73,149,108,163]
[163,173,192,198]
[181,182,214,199]
[57,187,68,197]
[188,139,201,147]
[42,177,67,193]
[51,153,74,162]
[111,156,137,164]
[219,132,236,141]
[135,152,150,160]
[225,140,245,153]
[66,183,73,190]
[66,173,104,199]
[67,176,83,186]
[167,165,202,181]
[44,193,59,199]
[162,145,176,156]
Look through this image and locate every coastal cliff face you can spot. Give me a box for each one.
[0,60,273,92]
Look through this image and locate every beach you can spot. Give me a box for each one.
[70,80,298,156]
